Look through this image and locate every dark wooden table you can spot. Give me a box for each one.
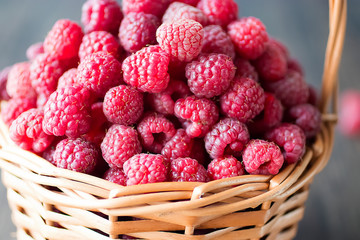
[0,1,359,239]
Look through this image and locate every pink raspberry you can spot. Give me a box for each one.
[103,167,126,186]
[156,19,204,62]
[122,0,171,18]
[197,0,238,27]
[122,45,170,93]
[174,96,219,138]
[101,124,142,168]
[234,58,259,82]
[44,19,84,60]
[57,68,78,89]
[1,97,36,126]
[53,138,99,174]
[119,12,160,53]
[0,66,11,101]
[205,118,250,159]
[287,58,304,76]
[82,102,108,146]
[339,90,360,136]
[123,153,169,185]
[81,0,123,35]
[201,25,235,59]
[170,157,208,182]
[42,85,94,138]
[220,77,265,123]
[162,2,208,26]
[242,139,284,175]
[207,156,245,180]
[77,51,123,98]
[186,53,236,98]
[103,85,144,125]
[9,109,54,153]
[137,112,176,153]
[6,62,36,99]
[26,42,44,61]
[171,0,200,6]
[161,128,194,160]
[228,17,269,60]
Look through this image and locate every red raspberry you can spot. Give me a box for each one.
[228,17,269,60]
[207,156,245,180]
[242,139,284,175]
[57,68,78,89]
[119,12,160,53]
[307,85,319,106]
[41,139,60,165]
[339,90,360,136]
[205,118,250,159]
[77,51,123,98]
[156,19,204,62]
[201,25,235,59]
[44,19,84,60]
[197,0,238,27]
[1,97,36,126]
[137,112,176,153]
[234,58,258,82]
[123,153,169,185]
[122,0,171,18]
[0,66,11,101]
[122,45,170,93]
[186,53,236,98]
[103,167,126,186]
[6,62,36,99]
[268,38,290,59]
[103,85,144,125]
[220,77,265,123]
[26,42,44,61]
[174,96,219,138]
[53,138,99,174]
[287,58,304,76]
[82,102,108,145]
[171,0,200,7]
[81,0,123,35]
[42,85,93,138]
[101,124,142,168]
[162,2,208,26]
[170,157,208,182]
[161,128,194,160]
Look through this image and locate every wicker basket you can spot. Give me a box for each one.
[0,1,346,239]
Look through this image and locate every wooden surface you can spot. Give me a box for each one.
[0,1,359,239]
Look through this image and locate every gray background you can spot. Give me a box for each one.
[0,1,359,239]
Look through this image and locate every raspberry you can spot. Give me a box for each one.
[53,138,99,174]
[77,51,123,98]
[81,0,123,35]
[287,58,304,76]
[123,153,169,185]
[161,128,194,160]
[162,2,208,26]
[79,31,121,61]
[170,157,208,182]
[122,45,170,93]
[41,140,60,165]
[122,0,171,18]
[26,42,44,61]
[156,19,204,62]
[234,58,258,82]
[220,77,265,123]
[171,0,200,7]
[6,62,36,99]
[228,17,269,60]
[82,102,108,145]
[205,118,250,159]
[201,25,235,59]
[268,38,290,59]
[287,103,322,138]
[265,123,306,164]
[137,112,176,153]
[307,85,319,106]
[57,68,78,89]
[186,53,236,98]
[119,12,160,53]
[101,124,142,168]
[174,96,219,138]
[44,19,84,60]
[103,85,144,125]
[1,97,36,126]
[0,66,11,101]
[207,156,245,180]
[197,0,238,27]
[339,90,360,136]
[103,167,126,186]
[42,85,93,138]
[242,139,284,175]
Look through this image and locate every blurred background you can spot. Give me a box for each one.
[0,0,359,239]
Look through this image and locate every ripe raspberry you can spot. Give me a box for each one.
[162,2,208,26]
[201,25,235,59]
[41,140,60,165]
[339,90,360,136]
[53,138,99,174]
[161,129,194,160]
[137,112,176,153]
[122,0,171,18]
[156,19,204,62]
[77,51,123,98]
[228,17,269,60]
[287,58,304,76]
[103,85,144,125]
[242,139,284,175]
[123,153,169,185]
[170,157,208,182]
[122,45,170,93]
[119,12,160,53]
[186,53,236,98]
[234,58,258,82]
[220,77,265,123]
[205,118,250,159]
[44,19,84,60]
[268,38,290,59]
[101,124,142,168]
[82,102,108,145]
[81,0,123,35]
[42,85,94,138]
[103,167,126,186]
[307,85,319,106]
[57,68,78,89]
[174,96,219,138]
[6,62,36,99]
[1,97,36,126]
[26,42,44,61]
[0,66,11,101]
[207,156,245,180]
[197,0,238,27]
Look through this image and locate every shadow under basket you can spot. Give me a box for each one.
[0,0,346,239]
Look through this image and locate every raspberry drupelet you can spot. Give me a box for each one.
[162,2,208,26]
[103,167,126,186]
[197,0,238,27]
[207,156,245,180]
[161,128,194,160]
[201,25,236,59]
[6,62,36,99]
[170,157,208,182]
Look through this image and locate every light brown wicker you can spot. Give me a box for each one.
[0,0,346,239]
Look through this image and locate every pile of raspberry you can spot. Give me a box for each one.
[1,0,322,186]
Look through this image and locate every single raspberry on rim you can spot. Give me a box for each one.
[207,156,245,180]
[201,25,235,59]
[234,58,259,82]
[122,0,171,18]
[1,97,36,126]
[161,128,194,160]
[57,68,78,89]
[103,167,126,186]
[170,157,208,182]
[162,2,208,26]
[26,42,44,61]
[6,62,36,99]
[197,0,238,27]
